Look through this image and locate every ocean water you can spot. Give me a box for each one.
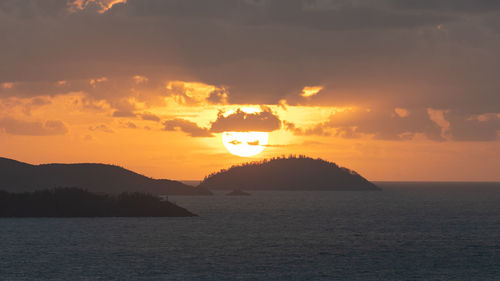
[1,183,500,281]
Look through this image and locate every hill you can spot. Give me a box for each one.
[199,156,380,191]
[0,157,211,195]
[0,188,196,217]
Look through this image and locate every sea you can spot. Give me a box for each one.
[1,183,500,281]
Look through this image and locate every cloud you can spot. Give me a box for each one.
[445,112,500,141]
[140,112,161,122]
[0,96,52,116]
[68,0,127,14]
[1,0,500,143]
[1,82,14,89]
[165,81,227,106]
[283,121,330,136]
[284,107,443,141]
[112,110,136,118]
[163,107,282,137]
[126,122,137,129]
[132,75,148,84]
[0,118,68,136]
[89,124,114,133]
[163,119,213,137]
[427,108,450,139]
[327,108,444,140]
[286,107,500,142]
[394,108,409,118]
[389,0,500,12]
[210,107,281,133]
[301,86,323,98]
[206,89,229,104]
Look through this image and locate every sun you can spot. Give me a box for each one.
[222,132,269,157]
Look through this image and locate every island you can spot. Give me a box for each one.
[226,189,251,196]
[0,157,212,196]
[199,155,380,191]
[0,188,196,217]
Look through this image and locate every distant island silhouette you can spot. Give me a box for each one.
[0,188,196,217]
[226,189,251,196]
[0,157,211,196]
[199,155,380,191]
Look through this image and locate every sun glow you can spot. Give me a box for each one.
[222,132,269,157]
[301,86,323,98]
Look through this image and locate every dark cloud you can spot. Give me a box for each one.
[163,107,281,137]
[125,0,452,30]
[0,96,52,116]
[112,110,136,118]
[140,112,161,122]
[325,108,443,141]
[89,124,114,133]
[0,118,68,136]
[285,108,443,140]
[210,107,281,133]
[446,112,500,141]
[283,121,330,136]
[286,108,500,142]
[206,89,228,104]
[163,119,214,137]
[1,0,500,142]
[389,0,500,12]
[126,122,137,129]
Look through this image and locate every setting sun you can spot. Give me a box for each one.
[222,132,269,157]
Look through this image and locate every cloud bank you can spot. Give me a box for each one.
[0,118,68,136]
[1,0,500,141]
[163,119,213,137]
[210,107,281,133]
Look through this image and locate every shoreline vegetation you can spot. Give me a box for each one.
[200,155,380,191]
[0,188,196,217]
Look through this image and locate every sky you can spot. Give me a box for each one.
[1,0,499,181]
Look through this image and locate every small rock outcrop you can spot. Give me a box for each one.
[226,189,251,196]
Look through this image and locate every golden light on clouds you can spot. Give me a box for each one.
[394,108,409,118]
[89,77,108,88]
[427,108,450,139]
[1,82,14,89]
[1,75,499,181]
[68,0,127,14]
[165,81,223,105]
[132,75,148,84]
[222,106,261,117]
[301,86,323,98]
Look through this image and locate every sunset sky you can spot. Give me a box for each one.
[1,0,500,181]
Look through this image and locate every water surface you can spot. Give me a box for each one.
[1,183,499,280]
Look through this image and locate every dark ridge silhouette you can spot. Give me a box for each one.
[226,189,251,196]
[0,188,196,217]
[0,157,211,196]
[200,155,380,191]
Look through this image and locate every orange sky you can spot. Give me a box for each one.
[0,81,499,181]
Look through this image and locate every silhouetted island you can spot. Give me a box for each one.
[226,189,251,196]
[0,157,211,196]
[199,155,380,191]
[0,188,196,217]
